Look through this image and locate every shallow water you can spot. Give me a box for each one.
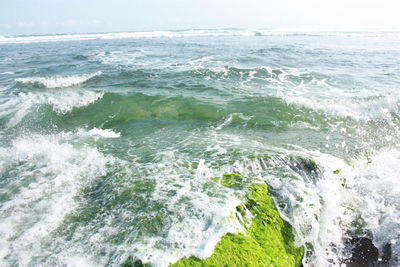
[1,29,400,266]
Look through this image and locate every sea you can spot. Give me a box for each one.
[0,29,399,266]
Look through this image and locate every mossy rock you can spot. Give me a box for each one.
[210,173,258,190]
[170,184,304,267]
[122,257,149,267]
[221,173,245,189]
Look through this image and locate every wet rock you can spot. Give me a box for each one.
[343,235,392,267]
[344,236,378,267]
[122,257,148,267]
[381,242,392,265]
[257,154,323,184]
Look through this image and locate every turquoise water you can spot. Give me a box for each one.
[1,30,400,266]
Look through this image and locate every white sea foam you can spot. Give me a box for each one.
[0,131,248,266]
[247,145,400,266]
[0,90,103,127]
[283,93,400,121]
[93,50,147,66]
[1,125,398,266]
[350,149,400,264]
[0,133,111,266]
[127,151,245,266]
[15,71,102,88]
[1,30,399,44]
[0,30,253,44]
[87,128,121,138]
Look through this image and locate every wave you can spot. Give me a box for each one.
[15,71,102,88]
[1,30,399,44]
[0,129,246,266]
[0,30,255,44]
[282,93,400,121]
[1,90,103,127]
[48,92,330,131]
[0,131,114,266]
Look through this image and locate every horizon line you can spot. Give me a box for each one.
[2,27,400,37]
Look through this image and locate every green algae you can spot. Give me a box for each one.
[170,184,304,267]
[221,173,245,189]
[210,173,261,191]
[333,169,341,174]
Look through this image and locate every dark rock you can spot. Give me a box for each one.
[344,236,378,267]
[122,257,148,267]
[381,242,392,265]
[342,235,394,267]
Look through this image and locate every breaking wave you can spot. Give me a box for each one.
[0,90,103,127]
[1,30,399,44]
[15,71,102,88]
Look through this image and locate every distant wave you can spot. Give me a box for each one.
[15,71,101,88]
[1,30,399,44]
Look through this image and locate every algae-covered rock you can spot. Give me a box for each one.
[122,257,148,267]
[170,184,304,267]
[221,173,244,188]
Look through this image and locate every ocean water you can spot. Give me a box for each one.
[0,29,400,266]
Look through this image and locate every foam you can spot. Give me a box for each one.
[0,131,248,266]
[87,128,121,138]
[0,30,254,44]
[1,90,103,127]
[0,132,111,266]
[134,151,244,266]
[1,30,399,44]
[1,125,398,266]
[144,126,355,266]
[283,93,400,121]
[93,50,146,66]
[15,71,102,88]
[350,149,400,264]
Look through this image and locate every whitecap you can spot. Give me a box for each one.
[15,71,102,89]
[87,128,121,138]
[0,90,103,127]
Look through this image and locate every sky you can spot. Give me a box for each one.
[0,0,400,35]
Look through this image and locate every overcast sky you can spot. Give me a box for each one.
[1,0,399,35]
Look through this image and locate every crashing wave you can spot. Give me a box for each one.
[1,90,103,127]
[15,71,102,88]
